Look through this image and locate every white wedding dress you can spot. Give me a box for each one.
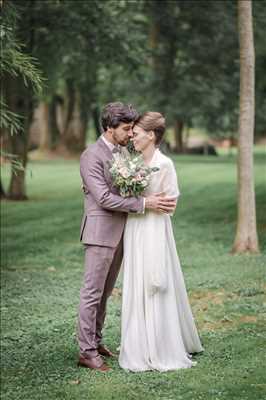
[119,149,203,372]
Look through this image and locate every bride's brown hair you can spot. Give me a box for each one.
[135,112,165,146]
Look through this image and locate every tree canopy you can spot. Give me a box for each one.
[1,0,265,199]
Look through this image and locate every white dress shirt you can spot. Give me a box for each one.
[101,134,117,152]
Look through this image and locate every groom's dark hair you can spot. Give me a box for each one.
[101,102,139,132]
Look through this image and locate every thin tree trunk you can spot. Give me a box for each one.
[79,92,90,149]
[56,80,80,154]
[232,0,259,253]
[0,179,6,199]
[0,132,7,199]
[184,125,190,150]
[39,101,51,150]
[173,120,184,153]
[57,86,88,154]
[92,105,101,138]
[148,14,160,69]
[48,95,62,149]
[60,79,75,152]
[8,126,29,200]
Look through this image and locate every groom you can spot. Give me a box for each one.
[77,102,176,371]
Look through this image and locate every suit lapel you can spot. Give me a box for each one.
[97,137,113,160]
[95,138,115,187]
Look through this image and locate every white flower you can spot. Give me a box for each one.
[142,179,148,187]
[119,167,130,179]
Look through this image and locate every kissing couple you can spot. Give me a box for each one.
[77,102,203,372]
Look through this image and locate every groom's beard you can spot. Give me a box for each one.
[114,137,129,147]
[119,140,129,147]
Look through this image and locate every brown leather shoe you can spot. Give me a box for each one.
[98,344,116,358]
[77,355,110,372]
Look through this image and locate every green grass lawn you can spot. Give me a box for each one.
[1,151,266,400]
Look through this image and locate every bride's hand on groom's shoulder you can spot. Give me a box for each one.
[145,192,177,214]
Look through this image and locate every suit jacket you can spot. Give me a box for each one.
[80,138,144,247]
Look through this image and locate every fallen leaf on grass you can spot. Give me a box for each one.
[69,379,81,385]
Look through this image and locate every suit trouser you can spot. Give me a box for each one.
[78,237,123,358]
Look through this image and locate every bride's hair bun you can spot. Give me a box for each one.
[135,112,166,145]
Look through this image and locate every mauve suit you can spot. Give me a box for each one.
[78,137,144,358]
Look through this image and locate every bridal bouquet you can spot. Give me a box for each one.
[109,152,159,198]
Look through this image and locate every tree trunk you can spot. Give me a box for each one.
[92,105,101,138]
[38,101,51,150]
[57,81,88,155]
[5,0,36,200]
[0,179,6,199]
[28,97,62,151]
[79,92,90,148]
[173,120,184,153]
[57,85,88,154]
[8,127,29,200]
[48,95,62,149]
[232,0,259,253]
[0,131,8,199]
[58,79,75,152]
[148,15,160,69]
[5,75,32,200]
[184,125,190,150]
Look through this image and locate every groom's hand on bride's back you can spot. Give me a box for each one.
[145,192,177,214]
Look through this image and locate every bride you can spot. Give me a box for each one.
[119,112,203,372]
